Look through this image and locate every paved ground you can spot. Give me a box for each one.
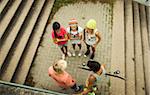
[0,84,49,95]
[27,2,113,94]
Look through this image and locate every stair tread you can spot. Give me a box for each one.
[0,0,22,39]
[13,0,55,84]
[146,7,150,47]
[125,1,136,95]
[0,0,34,70]
[139,5,150,95]
[133,2,146,95]
[110,1,125,95]
[0,0,46,82]
[0,0,9,14]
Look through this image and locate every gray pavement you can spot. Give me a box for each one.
[28,2,113,94]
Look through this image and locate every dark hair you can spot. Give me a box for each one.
[87,60,101,73]
[53,22,60,38]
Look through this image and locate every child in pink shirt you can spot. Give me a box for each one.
[51,22,71,59]
[48,60,81,92]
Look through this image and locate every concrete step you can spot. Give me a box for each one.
[133,2,146,95]
[0,0,34,71]
[0,0,9,14]
[0,0,13,21]
[12,0,55,84]
[139,5,150,95]
[0,0,22,40]
[0,0,46,82]
[125,1,136,95]
[110,0,125,95]
[146,7,150,47]
[146,7,150,91]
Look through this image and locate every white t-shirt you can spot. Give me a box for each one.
[67,26,83,44]
[85,29,98,46]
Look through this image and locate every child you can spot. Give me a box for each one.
[48,59,81,92]
[80,60,106,95]
[83,19,101,59]
[51,22,71,59]
[67,18,83,57]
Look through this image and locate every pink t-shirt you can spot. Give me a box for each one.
[51,27,68,45]
[48,66,76,88]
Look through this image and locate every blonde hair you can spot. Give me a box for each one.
[53,60,67,71]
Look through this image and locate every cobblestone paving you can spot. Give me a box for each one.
[28,2,113,95]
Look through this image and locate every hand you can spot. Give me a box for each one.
[54,39,58,44]
[70,38,78,40]
[93,44,97,48]
[81,39,85,44]
[56,38,60,42]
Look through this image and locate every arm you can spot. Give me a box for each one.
[78,27,83,41]
[101,64,106,75]
[68,32,82,40]
[70,36,78,40]
[80,75,96,95]
[87,75,96,89]
[57,34,68,42]
[93,31,101,48]
[95,31,101,45]
[82,29,86,43]
[79,32,83,40]
[67,33,71,40]
[80,89,92,95]
[70,32,82,40]
[52,32,58,44]
[57,28,69,42]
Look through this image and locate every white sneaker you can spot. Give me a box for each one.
[78,51,82,57]
[84,55,87,57]
[72,52,76,57]
[67,52,72,57]
[62,54,65,59]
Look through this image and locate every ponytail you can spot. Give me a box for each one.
[52,22,60,38]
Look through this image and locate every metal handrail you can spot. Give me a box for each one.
[0,80,67,95]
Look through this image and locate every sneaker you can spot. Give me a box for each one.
[67,52,72,57]
[74,85,83,92]
[84,54,87,57]
[72,52,76,57]
[62,54,65,59]
[78,51,82,57]
[82,62,86,66]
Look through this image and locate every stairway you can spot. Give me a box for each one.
[110,0,149,95]
[0,0,54,85]
[0,0,149,95]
